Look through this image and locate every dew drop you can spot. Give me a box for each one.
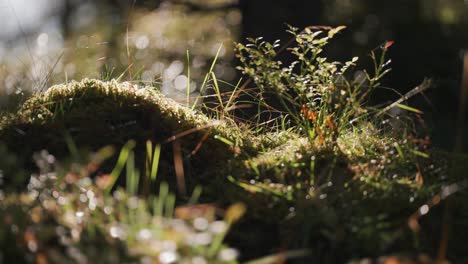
[192,256,207,264]
[158,251,178,264]
[109,224,127,240]
[419,204,429,215]
[76,211,84,218]
[210,221,227,234]
[137,229,152,241]
[193,217,209,231]
[218,248,239,261]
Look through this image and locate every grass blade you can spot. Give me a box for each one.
[165,194,175,218]
[192,44,223,109]
[188,185,202,205]
[211,71,224,108]
[105,140,136,194]
[151,143,162,182]
[146,140,153,179]
[186,50,191,107]
[156,182,169,217]
[396,103,423,114]
[225,77,242,111]
[63,132,79,159]
[214,135,234,146]
[411,149,429,158]
[126,151,135,194]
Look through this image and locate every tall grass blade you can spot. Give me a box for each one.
[411,149,429,158]
[134,170,140,195]
[126,151,135,194]
[188,185,202,205]
[394,142,405,159]
[151,143,162,182]
[214,135,234,146]
[192,44,223,109]
[186,50,191,107]
[39,52,64,92]
[116,63,134,82]
[105,140,136,194]
[165,194,175,218]
[225,78,242,111]
[63,132,79,159]
[146,140,153,179]
[396,103,423,114]
[155,182,169,217]
[210,71,224,108]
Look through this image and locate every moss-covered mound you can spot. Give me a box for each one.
[0,79,256,187]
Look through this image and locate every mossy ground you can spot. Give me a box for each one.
[1,79,468,263]
[0,79,255,189]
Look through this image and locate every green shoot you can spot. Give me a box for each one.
[105,140,136,194]
[151,143,162,183]
[186,50,191,107]
[214,134,234,146]
[188,185,203,205]
[192,44,223,109]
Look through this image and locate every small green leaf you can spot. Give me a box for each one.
[411,149,430,158]
[396,103,423,114]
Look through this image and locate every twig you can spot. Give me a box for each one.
[173,140,186,196]
[376,78,432,117]
[163,120,223,144]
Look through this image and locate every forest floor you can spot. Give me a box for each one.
[1,27,468,264]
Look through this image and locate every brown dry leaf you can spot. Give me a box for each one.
[225,203,246,223]
[36,253,48,264]
[415,164,424,186]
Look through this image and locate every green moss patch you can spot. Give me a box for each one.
[0,79,252,186]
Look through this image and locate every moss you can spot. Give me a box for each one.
[0,79,252,186]
[0,79,422,190]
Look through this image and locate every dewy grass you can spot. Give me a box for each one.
[106,139,136,194]
[0,148,241,263]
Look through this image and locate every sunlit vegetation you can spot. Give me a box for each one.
[1,24,468,263]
